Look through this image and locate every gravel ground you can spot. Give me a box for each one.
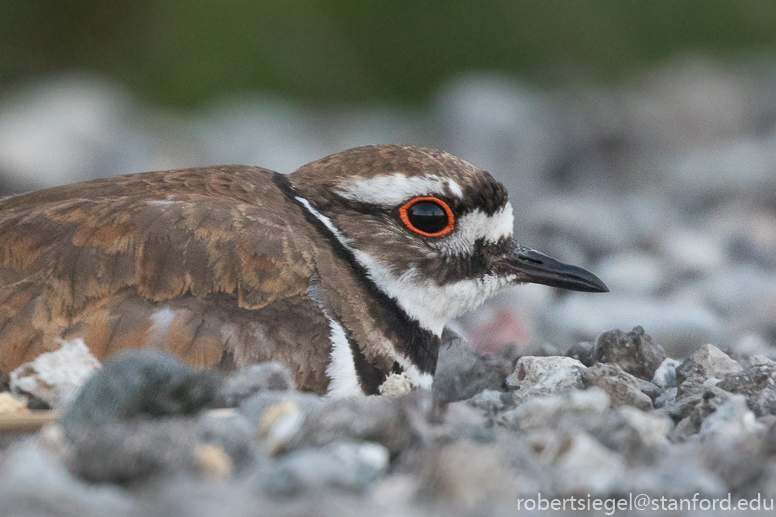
[1,57,775,515]
[2,328,776,516]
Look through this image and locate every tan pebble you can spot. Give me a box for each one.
[0,392,29,414]
[194,444,233,480]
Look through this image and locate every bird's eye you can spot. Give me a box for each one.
[399,197,455,237]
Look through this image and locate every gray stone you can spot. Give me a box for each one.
[717,363,776,416]
[699,395,759,438]
[552,432,627,496]
[507,356,586,403]
[67,411,258,484]
[506,356,585,390]
[260,442,389,496]
[581,363,653,410]
[465,389,514,414]
[593,326,666,380]
[654,387,678,409]
[676,343,743,384]
[0,444,133,517]
[498,388,610,431]
[636,378,661,403]
[218,362,295,407]
[239,391,423,455]
[61,350,223,435]
[651,357,683,390]
[593,406,671,466]
[565,341,595,367]
[432,329,512,402]
[10,338,101,408]
[616,443,728,498]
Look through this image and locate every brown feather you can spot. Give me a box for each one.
[0,166,329,390]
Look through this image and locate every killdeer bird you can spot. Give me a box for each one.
[0,145,607,396]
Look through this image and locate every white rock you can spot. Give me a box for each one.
[652,358,682,389]
[10,338,101,408]
[507,356,586,389]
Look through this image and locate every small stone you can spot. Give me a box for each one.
[465,389,513,414]
[416,439,534,507]
[636,378,662,403]
[592,407,671,466]
[565,341,595,366]
[0,393,28,414]
[218,362,295,407]
[654,387,678,409]
[507,356,586,390]
[240,391,422,455]
[193,444,233,480]
[498,388,610,431]
[67,412,257,484]
[0,444,133,517]
[433,329,513,402]
[61,349,223,434]
[581,363,653,410]
[676,343,743,384]
[261,442,389,496]
[10,338,101,408]
[651,358,683,390]
[717,363,776,416]
[593,326,666,380]
[553,432,626,496]
[378,372,413,397]
[699,395,759,438]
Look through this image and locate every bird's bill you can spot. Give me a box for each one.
[502,245,609,293]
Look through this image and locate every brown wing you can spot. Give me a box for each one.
[0,166,322,377]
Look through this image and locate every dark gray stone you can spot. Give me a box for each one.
[433,329,513,402]
[67,412,258,485]
[636,378,662,403]
[593,326,666,381]
[218,362,295,407]
[62,350,223,435]
[565,341,595,367]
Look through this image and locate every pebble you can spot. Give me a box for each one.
[260,442,390,497]
[10,338,101,408]
[676,343,743,384]
[218,362,295,408]
[651,357,683,390]
[498,388,610,431]
[61,349,223,434]
[506,356,586,403]
[581,363,653,410]
[593,326,667,380]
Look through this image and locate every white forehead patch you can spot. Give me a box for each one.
[335,173,464,206]
[457,202,514,243]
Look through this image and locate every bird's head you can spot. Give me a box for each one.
[290,145,607,337]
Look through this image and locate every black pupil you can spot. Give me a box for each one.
[407,201,449,234]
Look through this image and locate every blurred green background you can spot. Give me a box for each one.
[3,0,776,107]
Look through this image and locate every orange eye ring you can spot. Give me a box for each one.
[399,197,455,237]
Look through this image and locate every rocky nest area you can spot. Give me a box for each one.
[1,326,776,516]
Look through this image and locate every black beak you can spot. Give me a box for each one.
[501,245,609,293]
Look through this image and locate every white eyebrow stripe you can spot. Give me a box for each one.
[335,173,464,205]
[456,202,514,243]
